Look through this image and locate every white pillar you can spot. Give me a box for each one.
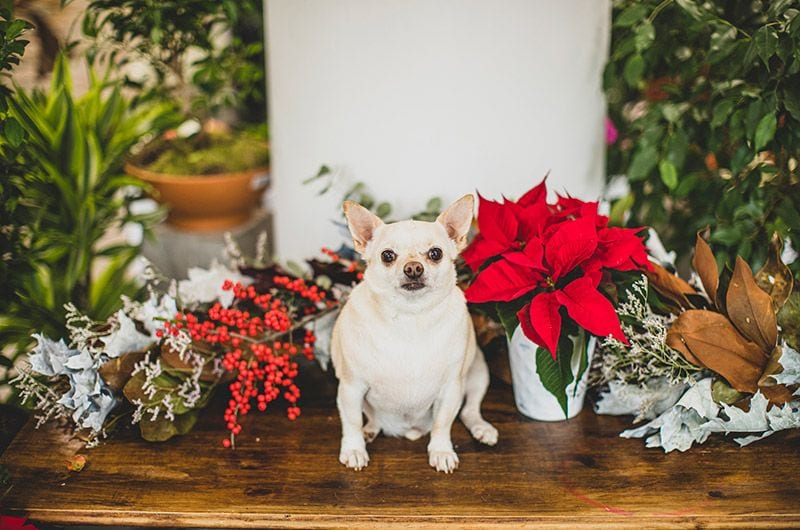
[266,0,610,261]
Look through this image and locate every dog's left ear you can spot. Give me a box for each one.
[437,194,474,251]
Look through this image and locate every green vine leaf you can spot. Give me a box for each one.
[659,159,679,190]
[753,113,777,151]
[624,54,645,87]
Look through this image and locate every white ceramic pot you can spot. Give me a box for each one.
[508,326,596,421]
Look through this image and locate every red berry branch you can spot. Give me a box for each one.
[157,260,353,449]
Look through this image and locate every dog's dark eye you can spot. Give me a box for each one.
[381,249,396,264]
[428,247,443,261]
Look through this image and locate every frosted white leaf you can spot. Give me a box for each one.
[734,431,774,447]
[766,401,800,431]
[675,378,719,419]
[28,334,76,376]
[595,379,686,421]
[177,259,252,308]
[64,350,95,370]
[101,310,153,358]
[773,344,800,386]
[654,407,713,452]
[79,391,116,431]
[644,433,661,448]
[310,311,337,371]
[713,392,770,433]
[645,228,677,268]
[135,294,178,337]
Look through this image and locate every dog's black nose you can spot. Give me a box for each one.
[403,261,424,279]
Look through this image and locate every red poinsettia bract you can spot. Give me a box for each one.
[464,177,651,358]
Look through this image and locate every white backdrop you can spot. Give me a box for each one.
[265,0,610,261]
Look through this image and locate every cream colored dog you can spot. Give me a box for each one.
[331,195,498,473]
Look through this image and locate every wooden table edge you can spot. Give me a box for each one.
[5,508,800,529]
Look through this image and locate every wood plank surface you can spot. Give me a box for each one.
[1,365,799,529]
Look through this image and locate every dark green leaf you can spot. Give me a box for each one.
[753,26,779,66]
[627,144,658,181]
[496,299,528,340]
[623,54,644,87]
[615,4,648,27]
[139,411,198,442]
[711,99,735,128]
[535,345,572,418]
[754,113,777,151]
[3,117,23,147]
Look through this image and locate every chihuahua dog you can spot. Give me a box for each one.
[331,195,497,473]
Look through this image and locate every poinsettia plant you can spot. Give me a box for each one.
[464,177,651,415]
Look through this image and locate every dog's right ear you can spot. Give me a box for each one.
[343,200,384,255]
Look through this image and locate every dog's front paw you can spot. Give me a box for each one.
[339,446,370,470]
[428,450,459,473]
[470,421,498,446]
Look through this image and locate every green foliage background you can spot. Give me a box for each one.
[0,47,176,396]
[606,0,800,277]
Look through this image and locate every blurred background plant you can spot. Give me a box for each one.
[605,0,800,279]
[0,7,34,394]
[0,49,176,400]
[80,0,268,177]
[82,0,265,123]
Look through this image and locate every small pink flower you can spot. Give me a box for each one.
[605,117,619,146]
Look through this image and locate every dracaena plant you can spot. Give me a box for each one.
[463,177,651,414]
[0,53,176,397]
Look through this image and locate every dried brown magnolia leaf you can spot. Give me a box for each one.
[99,350,147,392]
[755,232,794,310]
[727,256,778,353]
[758,345,784,387]
[758,383,795,405]
[758,344,797,405]
[161,344,219,383]
[692,235,719,303]
[666,310,766,393]
[645,262,697,312]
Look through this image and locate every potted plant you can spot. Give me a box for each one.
[83,0,269,231]
[1,51,174,397]
[464,177,651,420]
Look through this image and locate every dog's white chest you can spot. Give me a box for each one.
[333,285,471,414]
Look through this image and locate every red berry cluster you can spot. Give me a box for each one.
[158,277,327,449]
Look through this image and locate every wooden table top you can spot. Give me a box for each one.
[1,364,799,529]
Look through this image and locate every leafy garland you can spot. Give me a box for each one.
[14,248,363,447]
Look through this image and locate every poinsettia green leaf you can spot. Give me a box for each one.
[572,331,590,398]
[535,347,568,418]
[496,299,525,341]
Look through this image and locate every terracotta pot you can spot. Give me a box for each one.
[125,162,270,231]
